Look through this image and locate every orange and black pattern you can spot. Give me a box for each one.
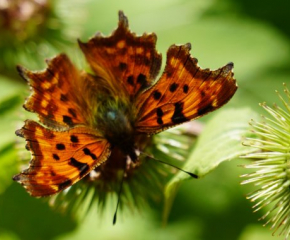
[14,11,237,197]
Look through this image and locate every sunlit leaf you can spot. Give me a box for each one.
[0,78,24,193]
[163,108,259,221]
[0,143,18,194]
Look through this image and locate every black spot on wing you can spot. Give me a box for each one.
[197,104,215,116]
[153,90,161,100]
[183,84,189,94]
[137,74,146,85]
[156,108,163,117]
[169,83,178,92]
[56,143,65,150]
[60,94,68,102]
[58,179,72,190]
[63,115,73,125]
[90,153,97,160]
[69,157,89,178]
[171,102,188,124]
[156,108,164,125]
[127,75,134,86]
[53,153,60,160]
[70,135,79,143]
[157,118,163,125]
[83,148,90,155]
[83,148,97,160]
[119,62,127,71]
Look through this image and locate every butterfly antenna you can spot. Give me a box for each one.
[139,151,198,179]
[113,167,126,225]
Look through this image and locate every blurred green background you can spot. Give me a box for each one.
[0,0,289,239]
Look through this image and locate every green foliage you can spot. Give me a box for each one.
[176,108,258,177]
[164,108,259,223]
[0,76,24,193]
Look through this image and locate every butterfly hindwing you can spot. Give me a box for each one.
[17,54,86,128]
[78,11,162,97]
[13,120,111,196]
[136,44,238,134]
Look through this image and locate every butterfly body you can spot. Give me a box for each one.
[94,95,139,162]
[14,11,237,197]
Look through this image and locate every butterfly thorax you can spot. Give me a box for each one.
[94,96,138,161]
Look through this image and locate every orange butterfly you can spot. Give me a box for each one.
[13,11,237,196]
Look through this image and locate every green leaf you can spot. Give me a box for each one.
[0,75,24,100]
[0,94,22,114]
[0,143,19,194]
[163,107,259,222]
[0,77,25,193]
[0,94,23,148]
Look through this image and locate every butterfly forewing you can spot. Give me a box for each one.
[13,120,111,196]
[136,44,237,134]
[18,54,87,128]
[78,11,162,97]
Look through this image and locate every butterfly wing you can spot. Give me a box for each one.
[15,55,112,196]
[136,44,238,134]
[78,11,162,97]
[13,120,111,196]
[17,54,88,128]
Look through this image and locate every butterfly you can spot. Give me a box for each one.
[13,11,237,197]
